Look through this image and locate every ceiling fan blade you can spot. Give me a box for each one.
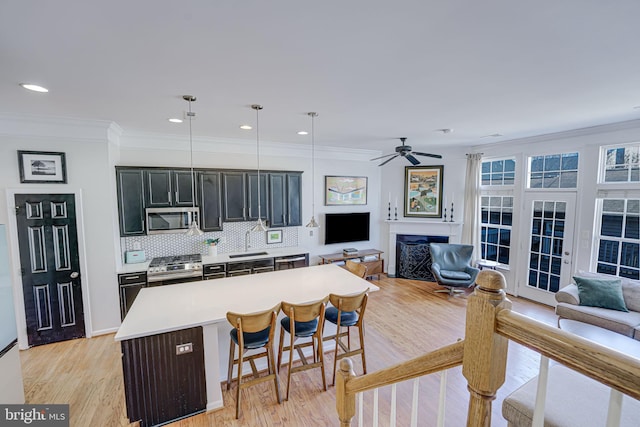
[379,154,400,166]
[405,154,421,165]
[412,152,443,159]
[370,153,397,161]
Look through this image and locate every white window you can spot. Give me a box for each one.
[528,152,579,189]
[595,199,639,280]
[601,143,640,183]
[480,196,513,265]
[481,159,515,186]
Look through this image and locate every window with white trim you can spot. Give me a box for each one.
[481,159,515,186]
[480,196,513,265]
[602,144,640,183]
[528,152,579,189]
[595,199,639,280]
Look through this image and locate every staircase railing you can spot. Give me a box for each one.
[336,270,640,426]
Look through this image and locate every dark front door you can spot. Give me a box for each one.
[15,194,85,346]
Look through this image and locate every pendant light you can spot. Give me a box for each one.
[306,112,319,228]
[250,104,268,232]
[184,95,204,236]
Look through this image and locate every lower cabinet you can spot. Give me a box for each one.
[227,258,275,276]
[274,253,309,270]
[118,272,147,320]
[121,327,206,427]
[203,263,226,280]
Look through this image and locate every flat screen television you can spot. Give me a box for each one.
[324,212,370,245]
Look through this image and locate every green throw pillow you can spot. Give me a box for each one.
[574,276,628,312]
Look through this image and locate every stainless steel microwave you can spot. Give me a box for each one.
[145,207,199,235]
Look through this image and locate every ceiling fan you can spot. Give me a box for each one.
[371,138,442,166]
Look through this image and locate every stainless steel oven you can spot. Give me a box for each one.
[147,254,203,286]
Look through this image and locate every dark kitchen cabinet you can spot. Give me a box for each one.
[118,272,147,320]
[203,263,226,280]
[145,169,195,208]
[222,172,270,223]
[116,169,146,236]
[274,253,309,270]
[197,171,222,231]
[247,172,269,221]
[269,172,302,227]
[222,172,246,222]
[227,258,275,276]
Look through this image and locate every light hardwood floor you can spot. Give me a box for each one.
[19,275,557,426]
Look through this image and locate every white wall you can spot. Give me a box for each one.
[0,115,122,343]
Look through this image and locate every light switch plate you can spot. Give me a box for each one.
[176,343,193,355]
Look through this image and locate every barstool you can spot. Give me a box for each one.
[226,303,281,419]
[324,289,369,385]
[277,297,328,400]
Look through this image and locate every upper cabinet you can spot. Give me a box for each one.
[116,168,146,236]
[222,172,270,223]
[116,167,301,236]
[269,172,302,227]
[198,171,222,231]
[144,170,195,207]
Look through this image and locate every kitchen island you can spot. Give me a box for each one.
[115,263,377,426]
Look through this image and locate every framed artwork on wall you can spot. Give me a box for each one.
[325,176,367,206]
[266,229,283,244]
[18,150,67,184]
[404,165,444,218]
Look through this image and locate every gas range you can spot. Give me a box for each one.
[147,254,203,284]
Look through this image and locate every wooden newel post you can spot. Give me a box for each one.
[462,270,511,427]
[336,358,356,426]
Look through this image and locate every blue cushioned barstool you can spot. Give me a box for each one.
[277,297,328,400]
[324,289,369,385]
[226,303,281,419]
[429,243,480,296]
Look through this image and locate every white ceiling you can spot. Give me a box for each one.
[2,1,640,154]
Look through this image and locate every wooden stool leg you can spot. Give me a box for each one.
[359,323,367,374]
[286,333,295,400]
[317,333,327,391]
[332,325,341,386]
[227,339,235,390]
[277,325,285,373]
[268,345,282,404]
[235,348,244,419]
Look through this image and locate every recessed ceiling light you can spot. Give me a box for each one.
[168,118,183,123]
[481,133,504,138]
[297,131,308,135]
[240,125,252,130]
[435,128,453,134]
[20,83,48,93]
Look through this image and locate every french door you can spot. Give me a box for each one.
[518,192,576,306]
[15,194,85,346]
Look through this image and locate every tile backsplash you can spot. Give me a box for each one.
[122,221,299,260]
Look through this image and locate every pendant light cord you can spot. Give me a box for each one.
[252,104,263,221]
[188,99,196,209]
[310,113,315,217]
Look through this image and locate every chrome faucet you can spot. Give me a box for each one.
[244,230,251,252]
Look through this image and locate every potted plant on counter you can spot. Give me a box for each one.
[204,238,220,257]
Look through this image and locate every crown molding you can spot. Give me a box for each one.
[0,113,119,143]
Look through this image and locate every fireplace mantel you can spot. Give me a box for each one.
[386,220,463,277]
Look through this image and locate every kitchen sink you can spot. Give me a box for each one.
[228,251,269,259]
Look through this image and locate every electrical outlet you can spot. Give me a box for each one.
[176,343,193,355]
[309,230,313,237]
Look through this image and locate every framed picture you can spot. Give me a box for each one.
[18,150,67,184]
[325,176,367,206]
[266,229,283,244]
[404,165,444,218]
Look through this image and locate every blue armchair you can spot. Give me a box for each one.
[429,243,480,295]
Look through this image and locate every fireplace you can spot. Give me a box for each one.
[396,234,448,281]
[386,220,463,277]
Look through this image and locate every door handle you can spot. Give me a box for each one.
[70,272,80,279]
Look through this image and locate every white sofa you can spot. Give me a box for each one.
[555,272,640,341]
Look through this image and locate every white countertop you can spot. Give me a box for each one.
[115,263,378,341]
[116,246,309,274]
